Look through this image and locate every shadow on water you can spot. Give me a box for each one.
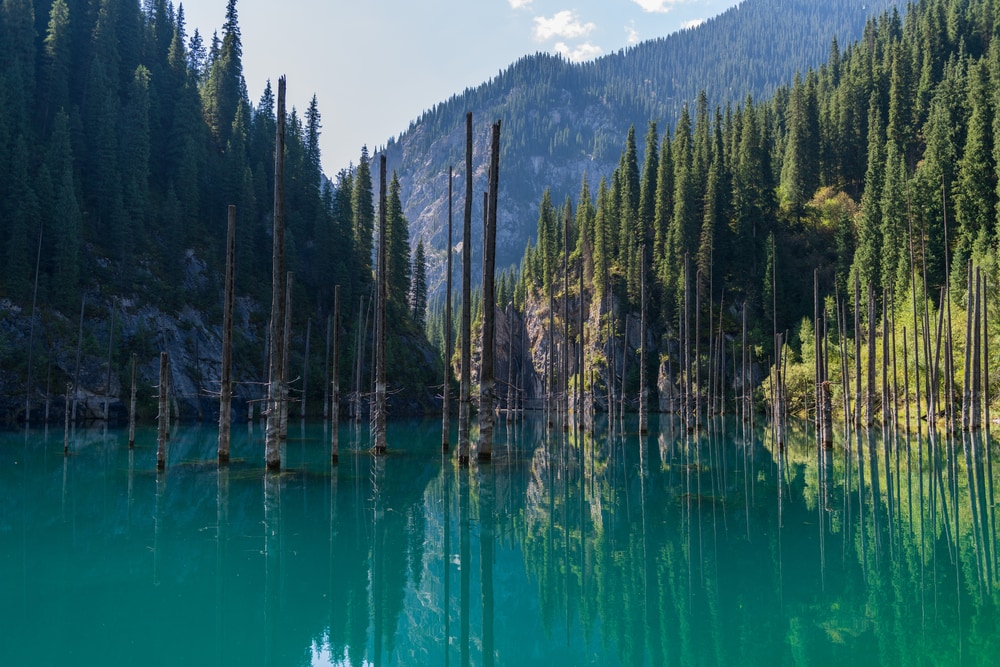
[1,415,999,665]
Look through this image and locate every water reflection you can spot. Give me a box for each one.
[1,417,1000,665]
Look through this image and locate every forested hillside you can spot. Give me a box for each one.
[504,0,1000,413]
[0,0,434,419]
[378,0,899,293]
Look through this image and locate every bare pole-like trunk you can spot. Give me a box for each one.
[443,166,454,450]
[128,353,138,449]
[324,314,331,421]
[866,284,876,428]
[280,271,294,439]
[459,112,473,465]
[265,76,287,471]
[218,205,236,463]
[72,295,85,422]
[64,383,71,455]
[548,282,555,427]
[302,317,312,419]
[25,221,43,424]
[374,155,388,455]
[157,351,168,471]
[104,299,116,421]
[479,120,501,461]
[578,258,585,430]
[639,234,648,434]
[563,198,570,432]
[331,285,341,463]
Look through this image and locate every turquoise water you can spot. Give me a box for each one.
[2,416,998,666]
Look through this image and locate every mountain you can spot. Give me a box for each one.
[375,0,901,295]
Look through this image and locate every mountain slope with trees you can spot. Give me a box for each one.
[377,0,900,294]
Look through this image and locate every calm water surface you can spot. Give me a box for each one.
[1,415,998,665]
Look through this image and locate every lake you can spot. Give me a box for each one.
[1,415,997,665]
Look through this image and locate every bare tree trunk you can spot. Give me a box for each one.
[64,383,70,455]
[280,272,294,439]
[128,353,138,449]
[157,351,168,471]
[563,199,570,432]
[578,258,585,430]
[302,317,311,419]
[479,120,501,462]
[443,166,454,450]
[459,113,473,465]
[374,155,388,455]
[639,238,648,435]
[265,76,287,471]
[72,295,85,422]
[324,314,331,421]
[331,285,341,463]
[219,205,236,463]
[104,299,116,421]
[25,222,43,424]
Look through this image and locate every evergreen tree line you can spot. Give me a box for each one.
[508,0,1000,401]
[0,0,431,396]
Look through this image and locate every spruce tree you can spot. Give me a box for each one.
[412,237,428,332]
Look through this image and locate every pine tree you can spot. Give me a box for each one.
[352,146,375,279]
[201,0,246,149]
[412,237,428,332]
[850,98,886,299]
[779,73,820,219]
[954,57,995,270]
[385,171,411,323]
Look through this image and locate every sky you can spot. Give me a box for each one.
[183,0,743,176]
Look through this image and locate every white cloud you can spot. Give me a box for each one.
[533,10,596,41]
[554,41,603,63]
[625,21,640,45]
[508,0,533,8]
[632,0,681,13]
[681,18,705,29]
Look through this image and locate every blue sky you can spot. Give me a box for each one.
[183,0,742,174]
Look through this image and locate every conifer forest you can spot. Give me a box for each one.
[0,0,998,444]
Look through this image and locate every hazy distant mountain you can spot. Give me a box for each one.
[374,0,900,294]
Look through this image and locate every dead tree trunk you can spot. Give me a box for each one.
[374,155,388,455]
[443,166,454,450]
[104,299,116,421]
[72,295,85,422]
[157,351,168,471]
[128,353,138,449]
[280,271,294,439]
[562,199,570,432]
[459,113,473,465]
[302,317,311,419]
[25,222,43,424]
[265,76,287,471]
[639,239,648,435]
[218,205,236,463]
[479,120,501,462]
[331,285,341,463]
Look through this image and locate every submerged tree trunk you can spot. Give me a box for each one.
[72,295,85,422]
[104,299,116,421]
[374,155,388,455]
[128,353,138,449]
[218,205,236,463]
[459,113,473,465]
[443,166,454,450]
[157,351,168,470]
[639,237,648,435]
[280,272,294,439]
[265,76,287,471]
[331,285,341,463]
[479,120,501,462]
